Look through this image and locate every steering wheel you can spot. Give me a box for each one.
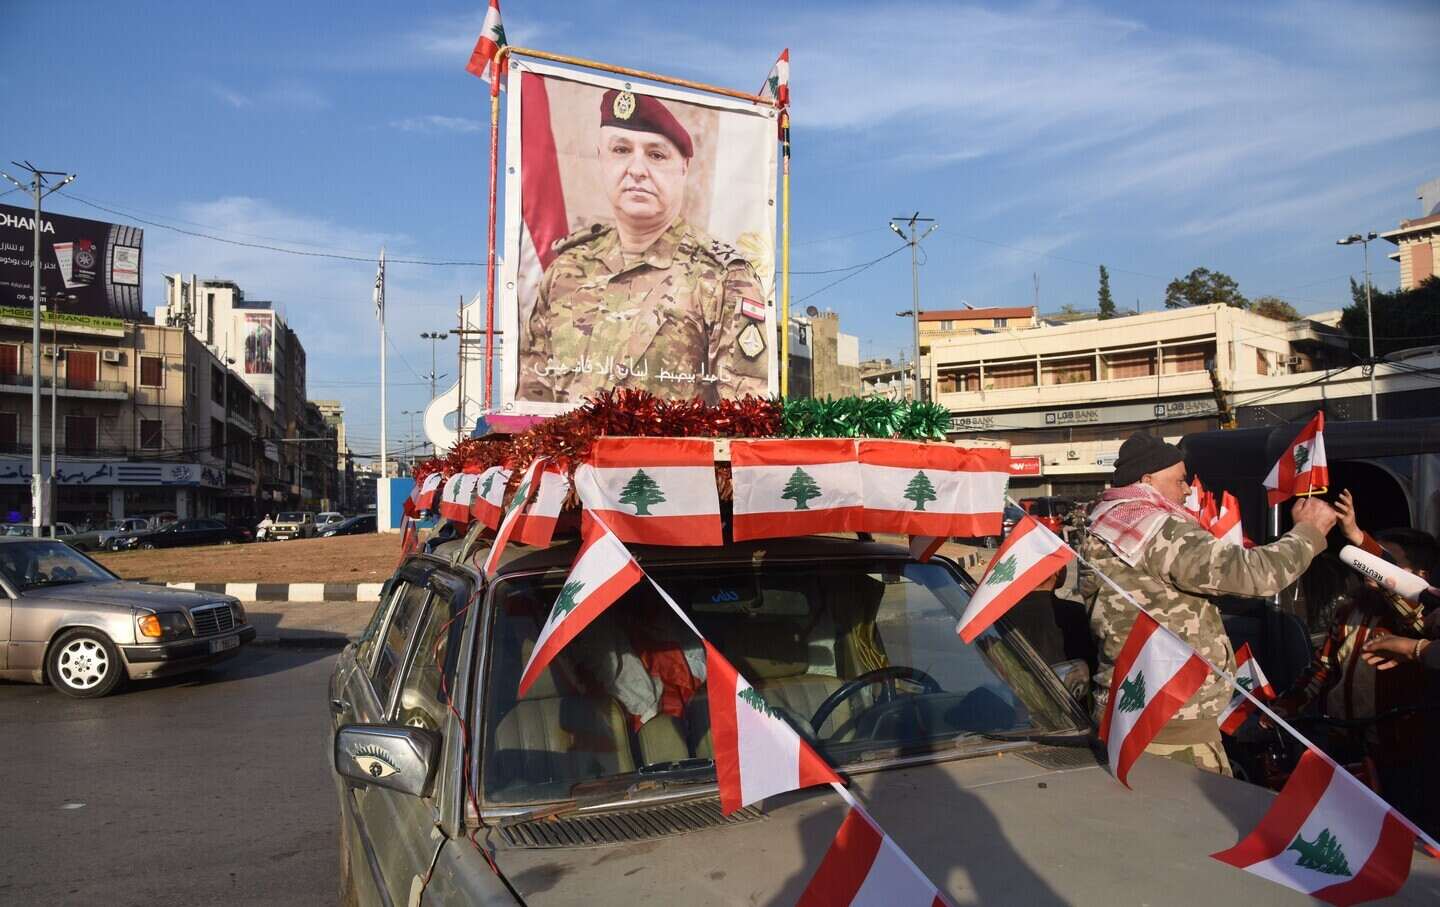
[810,666,942,736]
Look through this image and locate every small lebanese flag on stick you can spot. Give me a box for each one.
[517,519,644,697]
[731,439,862,541]
[413,471,444,514]
[858,441,1009,538]
[575,438,722,546]
[481,459,544,577]
[706,641,840,814]
[1210,490,1246,547]
[1211,749,1414,905]
[955,516,1074,643]
[464,0,508,86]
[438,472,479,525]
[761,48,790,108]
[798,806,954,907]
[511,463,570,547]
[1098,611,1210,788]
[470,465,511,529]
[1183,475,1207,519]
[1218,643,1276,735]
[1265,411,1329,505]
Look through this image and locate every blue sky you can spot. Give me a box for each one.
[4,0,1437,460]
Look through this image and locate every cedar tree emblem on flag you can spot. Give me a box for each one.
[1289,830,1352,877]
[618,469,666,515]
[1117,672,1146,712]
[986,555,1017,585]
[781,467,822,510]
[903,471,938,511]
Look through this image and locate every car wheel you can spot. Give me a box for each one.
[222,539,235,546]
[140,541,156,550]
[47,628,124,699]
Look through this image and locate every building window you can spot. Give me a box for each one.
[65,415,98,455]
[140,355,164,387]
[211,418,226,458]
[211,366,225,405]
[65,350,99,390]
[1163,343,1210,375]
[986,361,1037,389]
[188,423,197,450]
[0,343,18,378]
[0,411,16,450]
[1042,358,1097,385]
[1104,349,1156,380]
[140,419,164,450]
[940,320,954,331]
[189,365,197,398]
[993,318,1008,328]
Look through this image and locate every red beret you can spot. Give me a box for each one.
[600,89,693,159]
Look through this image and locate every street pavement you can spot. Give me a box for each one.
[0,627,350,906]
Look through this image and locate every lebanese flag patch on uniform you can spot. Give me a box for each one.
[1212,749,1414,905]
[858,441,1009,538]
[470,465,511,529]
[798,807,953,907]
[1098,612,1210,788]
[511,463,571,547]
[413,472,444,514]
[738,297,766,321]
[1219,643,1276,735]
[730,439,862,541]
[705,641,840,814]
[575,438,721,546]
[1265,411,1329,505]
[517,519,644,697]
[955,516,1074,643]
[438,472,480,525]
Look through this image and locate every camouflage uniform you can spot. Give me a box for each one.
[1081,516,1327,775]
[520,218,770,404]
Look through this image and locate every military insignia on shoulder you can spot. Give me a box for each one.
[550,223,609,257]
[738,322,766,359]
[706,239,748,269]
[613,91,636,120]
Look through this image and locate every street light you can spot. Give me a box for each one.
[401,409,423,473]
[889,214,938,403]
[1337,232,1379,420]
[419,331,450,455]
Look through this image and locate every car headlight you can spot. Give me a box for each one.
[230,601,247,625]
[137,611,193,640]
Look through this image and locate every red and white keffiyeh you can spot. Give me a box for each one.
[1087,483,1199,566]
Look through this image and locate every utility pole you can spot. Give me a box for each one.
[889,213,938,403]
[419,330,449,456]
[2,162,75,533]
[1337,232,1379,420]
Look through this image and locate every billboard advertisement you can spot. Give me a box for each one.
[0,203,144,320]
[501,61,779,414]
[243,311,274,375]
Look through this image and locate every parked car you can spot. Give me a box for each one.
[329,532,1440,904]
[317,511,345,529]
[1019,496,1079,537]
[0,538,254,697]
[67,518,149,552]
[269,511,317,541]
[109,518,253,550]
[319,514,375,538]
[2,522,78,541]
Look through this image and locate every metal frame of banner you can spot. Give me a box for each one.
[483,46,788,413]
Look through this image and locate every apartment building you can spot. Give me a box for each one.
[1381,178,1440,290]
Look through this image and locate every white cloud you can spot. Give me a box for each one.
[209,84,252,109]
[207,81,328,112]
[390,114,485,134]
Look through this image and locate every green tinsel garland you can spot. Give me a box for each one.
[778,396,950,441]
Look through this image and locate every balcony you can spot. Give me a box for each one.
[936,370,1214,413]
[0,373,129,400]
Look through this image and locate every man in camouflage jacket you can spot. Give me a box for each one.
[1080,433,1336,775]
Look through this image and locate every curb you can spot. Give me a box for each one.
[158,582,384,603]
[252,634,356,651]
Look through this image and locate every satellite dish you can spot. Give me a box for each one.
[805,305,820,317]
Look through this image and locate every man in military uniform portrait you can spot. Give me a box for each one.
[519,88,771,404]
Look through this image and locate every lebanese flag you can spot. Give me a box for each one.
[470,465,511,529]
[761,48,790,108]
[517,520,644,697]
[1098,612,1210,788]
[413,472,444,514]
[955,516,1074,643]
[1210,491,1246,547]
[464,0,507,86]
[1218,643,1276,735]
[859,441,1009,538]
[1184,475,1207,519]
[705,641,840,814]
[798,807,953,907]
[1212,749,1414,905]
[481,459,544,577]
[575,438,721,546]
[438,472,480,525]
[511,463,570,547]
[1265,412,1329,505]
[731,439,862,541]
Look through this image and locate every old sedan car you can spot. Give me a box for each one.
[328,534,1440,905]
[109,517,252,550]
[0,538,254,697]
[67,517,150,552]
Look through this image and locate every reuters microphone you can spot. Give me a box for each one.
[1339,545,1433,605]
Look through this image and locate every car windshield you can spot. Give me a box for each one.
[277,512,304,522]
[479,553,1079,807]
[0,541,115,590]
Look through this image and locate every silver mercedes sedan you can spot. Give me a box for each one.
[0,538,254,698]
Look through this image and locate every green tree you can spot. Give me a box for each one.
[1341,275,1440,358]
[1293,443,1310,472]
[780,467,823,510]
[618,469,666,515]
[903,471,939,511]
[987,554,1017,585]
[1287,829,1352,877]
[1252,295,1300,321]
[1164,267,1248,310]
[1098,265,1118,319]
[551,580,585,621]
[1117,672,1146,712]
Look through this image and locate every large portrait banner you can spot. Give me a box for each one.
[501,61,780,415]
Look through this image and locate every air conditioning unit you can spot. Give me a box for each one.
[41,345,58,358]
[1285,355,1302,367]
[1066,449,1080,461]
[101,349,122,364]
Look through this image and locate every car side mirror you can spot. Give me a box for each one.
[334,725,440,798]
[1051,658,1091,708]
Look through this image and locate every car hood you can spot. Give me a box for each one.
[22,580,229,611]
[491,745,1440,905]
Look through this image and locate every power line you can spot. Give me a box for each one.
[794,246,907,305]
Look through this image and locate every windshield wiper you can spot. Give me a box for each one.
[498,760,717,826]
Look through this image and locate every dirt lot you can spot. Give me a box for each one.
[93,533,404,583]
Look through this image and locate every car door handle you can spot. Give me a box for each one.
[330,698,350,715]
